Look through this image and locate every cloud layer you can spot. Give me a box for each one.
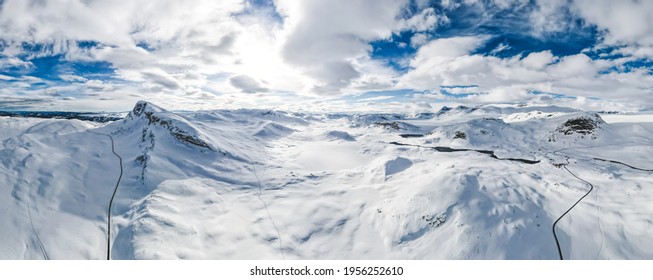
[0,0,651,112]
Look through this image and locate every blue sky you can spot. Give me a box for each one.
[0,0,652,112]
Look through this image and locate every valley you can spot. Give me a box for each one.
[1,101,651,259]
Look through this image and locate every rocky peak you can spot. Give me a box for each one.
[129,101,166,120]
[124,101,213,150]
[556,113,605,136]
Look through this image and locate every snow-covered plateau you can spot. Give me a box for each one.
[1,101,652,259]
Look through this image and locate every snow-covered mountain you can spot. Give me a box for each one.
[1,101,652,259]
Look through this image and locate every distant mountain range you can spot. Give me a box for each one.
[0,111,124,123]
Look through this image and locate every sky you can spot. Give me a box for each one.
[1,0,652,112]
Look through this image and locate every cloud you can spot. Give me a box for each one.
[141,70,182,90]
[0,0,651,112]
[414,35,490,59]
[84,79,115,91]
[529,0,573,35]
[489,42,511,55]
[572,0,653,47]
[0,0,247,93]
[0,97,50,110]
[0,57,33,69]
[356,95,396,102]
[398,35,491,89]
[0,74,15,81]
[59,74,87,82]
[400,7,442,32]
[398,35,653,108]
[521,51,556,69]
[229,75,269,93]
[410,33,430,48]
[276,0,436,94]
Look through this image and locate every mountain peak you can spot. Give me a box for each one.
[120,101,214,151]
[130,101,166,119]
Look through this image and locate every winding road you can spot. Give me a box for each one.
[88,130,123,260]
[551,158,595,260]
[550,150,652,260]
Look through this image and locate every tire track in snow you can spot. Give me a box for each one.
[594,183,604,260]
[26,199,48,260]
[252,161,286,259]
[88,130,123,260]
[223,137,285,259]
[585,157,653,259]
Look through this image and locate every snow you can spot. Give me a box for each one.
[323,131,356,142]
[294,141,372,171]
[1,101,652,259]
[600,113,653,124]
[383,157,413,177]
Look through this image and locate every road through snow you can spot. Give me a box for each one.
[552,161,595,260]
[88,130,123,260]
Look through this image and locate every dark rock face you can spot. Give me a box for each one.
[549,113,605,142]
[372,121,420,131]
[132,101,148,117]
[453,131,467,140]
[557,115,600,135]
[435,106,452,116]
[375,122,401,130]
[129,101,212,150]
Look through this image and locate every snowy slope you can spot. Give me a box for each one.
[0,102,651,259]
[0,117,115,259]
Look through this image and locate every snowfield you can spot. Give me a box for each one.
[1,101,652,259]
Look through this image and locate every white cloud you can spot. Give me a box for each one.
[525,0,653,59]
[410,33,430,48]
[491,0,530,10]
[0,0,432,103]
[399,36,653,109]
[572,0,653,47]
[356,95,396,102]
[229,75,269,94]
[0,0,651,112]
[521,51,556,69]
[400,7,441,32]
[489,42,511,55]
[0,0,249,93]
[398,36,491,89]
[529,0,571,36]
[547,54,597,78]
[413,35,490,60]
[275,0,411,94]
[0,74,15,81]
[84,80,114,91]
[59,74,88,82]
[141,70,182,90]
[0,57,33,69]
